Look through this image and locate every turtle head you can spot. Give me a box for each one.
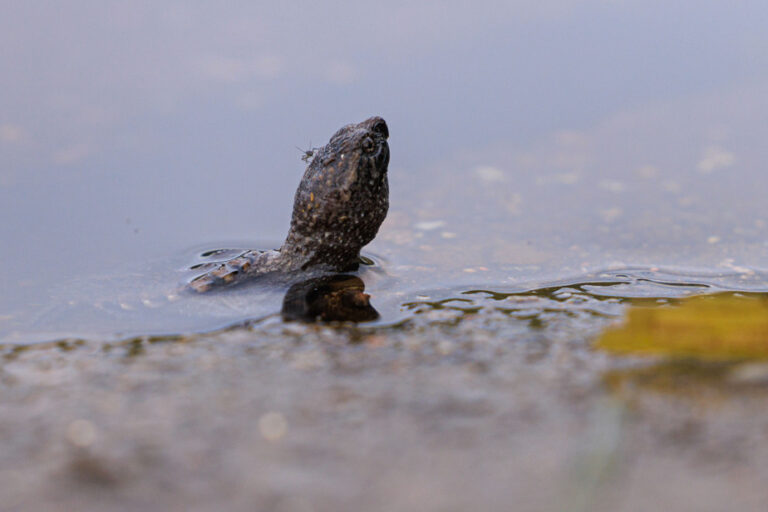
[324,116,390,181]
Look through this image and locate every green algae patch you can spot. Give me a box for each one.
[596,293,768,361]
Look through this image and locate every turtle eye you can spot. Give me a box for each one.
[362,136,375,153]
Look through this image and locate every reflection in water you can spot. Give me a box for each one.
[2,265,767,345]
[402,267,768,328]
[602,359,768,413]
[281,275,379,323]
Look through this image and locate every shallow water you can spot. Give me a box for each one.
[3,2,768,344]
[3,3,768,511]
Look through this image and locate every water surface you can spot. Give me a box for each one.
[2,1,768,341]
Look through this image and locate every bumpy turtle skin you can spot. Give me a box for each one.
[188,116,390,292]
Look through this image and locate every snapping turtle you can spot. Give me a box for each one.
[189,116,390,292]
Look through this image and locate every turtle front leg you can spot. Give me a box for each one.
[187,250,281,292]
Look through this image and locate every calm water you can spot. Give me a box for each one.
[2,2,768,343]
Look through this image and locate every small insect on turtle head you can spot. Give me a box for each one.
[297,145,315,163]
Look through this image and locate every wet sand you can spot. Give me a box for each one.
[2,309,768,512]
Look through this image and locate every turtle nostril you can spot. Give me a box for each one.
[371,119,388,139]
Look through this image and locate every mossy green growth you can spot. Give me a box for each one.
[596,293,768,361]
